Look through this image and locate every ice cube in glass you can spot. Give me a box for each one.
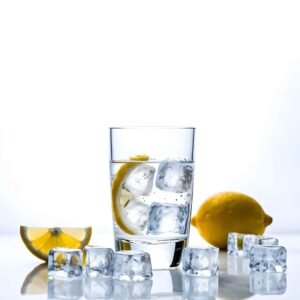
[182,247,219,276]
[84,246,114,277]
[227,232,245,256]
[48,248,83,279]
[123,200,150,232]
[249,245,287,273]
[124,164,155,196]
[147,202,188,235]
[156,160,193,193]
[113,250,153,281]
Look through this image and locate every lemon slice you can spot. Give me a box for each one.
[111,154,149,235]
[20,226,92,261]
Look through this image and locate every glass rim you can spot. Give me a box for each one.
[109,126,195,130]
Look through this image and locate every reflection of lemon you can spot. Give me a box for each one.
[191,192,272,249]
[111,154,149,235]
[21,263,48,295]
[20,226,92,261]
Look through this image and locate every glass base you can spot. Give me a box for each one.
[115,238,188,269]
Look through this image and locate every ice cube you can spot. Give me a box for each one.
[113,279,152,299]
[124,164,155,196]
[182,247,219,276]
[113,250,153,281]
[48,248,83,279]
[243,235,279,258]
[48,277,83,300]
[249,245,287,273]
[84,277,113,299]
[156,160,193,193]
[182,275,218,300]
[123,200,150,232]
[227,232,245,256]
[250,272,287,295]
[84,246,114,277]
[147,203,188,235]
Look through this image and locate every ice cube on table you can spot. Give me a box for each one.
[123,200,150,232]
[48,277,83,300]
[250,272,287,295]
[113,250,153,281]
[113,279,152,299]
[227,232,245,256]
[156,160,193,193]
[182,275,218,300]
[182,247,219,276]
[84,246,114,277]
[243,235,279,257]
[48,248,83,279]
[147,203,188,235]
[124,164,155,196]
[250,245,287,273]
[84,276,113,299]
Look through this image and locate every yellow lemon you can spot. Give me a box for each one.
[191,191,272,249]
[111,154,149,235]
[20,226,92,261]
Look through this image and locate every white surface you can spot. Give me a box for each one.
[0,232,299,299]
[0,2,300,234]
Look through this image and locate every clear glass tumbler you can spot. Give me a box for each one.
[109,127,195,269]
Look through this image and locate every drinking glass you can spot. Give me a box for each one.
[109,127,195,269]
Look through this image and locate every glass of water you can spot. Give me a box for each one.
[109,127,195,269]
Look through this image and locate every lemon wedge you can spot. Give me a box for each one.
[20,226,92,261]
[111,154,149,235]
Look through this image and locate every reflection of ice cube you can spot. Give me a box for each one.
[48,278,83,300]
[250,272,287,295]
[84,246,114,277]
[84,276,113,299]
[156,160,193,193]
[227,255,250,275]
[123,200,150,231]
[124,164,155,196]
[182,275,218,300]
[113,279,152,299]
[147,203,188,235]
[250,246,287,273]
[113,250,153,281]
[182,247,219,276]
[48,248,83,279]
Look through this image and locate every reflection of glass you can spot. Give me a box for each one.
[182,274,218,300]
[84,277,113,299]
[250,272,287,295]
[20,263,48,295]
[227,255,249,275]
[48,278,83,300]
[151,269,182,297]
[113,279,152,299]
[110,128,195,269]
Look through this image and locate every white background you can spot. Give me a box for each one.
[0,1,300,235]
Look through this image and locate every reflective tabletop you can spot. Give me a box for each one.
[0,231,299,299]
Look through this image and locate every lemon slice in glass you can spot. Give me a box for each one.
[111,154,149,235]
[20,226,92,261]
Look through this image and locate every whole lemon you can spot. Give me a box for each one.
[191,191,272,249]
